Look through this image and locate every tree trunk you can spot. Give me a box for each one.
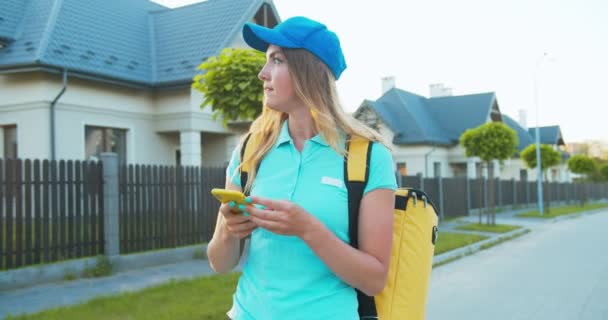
[487,161,495,226]
[544,171,551,214]
[479,177,483,224]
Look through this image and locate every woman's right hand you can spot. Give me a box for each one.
[219,201,257,240]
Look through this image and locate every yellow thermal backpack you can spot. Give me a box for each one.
[240,134,438,320]
[346,137,439,320]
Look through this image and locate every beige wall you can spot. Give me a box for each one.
[0,71,239,166]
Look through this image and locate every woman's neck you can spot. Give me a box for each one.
[287,108,316,152]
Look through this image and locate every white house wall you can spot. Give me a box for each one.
[499,158,528,181]
[393,145,452,177]
[0,72,237,166]
[0,102,51,159]
[1,72,65,159]
[375,121,453,177]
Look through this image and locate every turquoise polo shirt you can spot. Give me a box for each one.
[226,120,397,320]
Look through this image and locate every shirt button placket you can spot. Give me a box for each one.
[289,144,303,200]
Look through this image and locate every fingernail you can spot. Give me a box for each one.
[238,204,246,211]
[243,212,249,217]
[229,201,235,208]
[245,197,252,203]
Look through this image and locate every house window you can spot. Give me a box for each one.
[2,125,18,159]
[85,126,127,164]
[397,162,407,176]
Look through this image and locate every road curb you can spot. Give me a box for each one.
[433,227,531,267]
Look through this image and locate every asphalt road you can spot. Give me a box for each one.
[426,210,608,320]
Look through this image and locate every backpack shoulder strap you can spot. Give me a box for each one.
[239,133,260,195]
[345,136,377,318]
[344,135,372,248]
[239,133,252,193]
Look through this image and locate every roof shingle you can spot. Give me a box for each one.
[0,0,270,86]
[364,88,497,146]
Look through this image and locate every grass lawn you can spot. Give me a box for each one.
[516,202,608,219]
[5,273,240,320]
[6,232,490,319]
[434,231,487,255]
[454,223,522,233]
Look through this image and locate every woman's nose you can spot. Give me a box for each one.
[258,63,269,81]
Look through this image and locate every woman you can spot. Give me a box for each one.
[207,16,397,319]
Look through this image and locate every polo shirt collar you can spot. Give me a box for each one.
[276,120,330,148]
[276,120,292,147]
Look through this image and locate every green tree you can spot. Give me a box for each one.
[192,48,265,126]
[567,154,596,178]
[600,164,608,181]
[460,122,518,225]
[520,144,562,171]
[567,155,597,206]
[520,144,562,213]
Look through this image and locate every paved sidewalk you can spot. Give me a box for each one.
[0,260,218,319]
[0,206,605,319]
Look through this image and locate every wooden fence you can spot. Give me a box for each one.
[401,175,608,219]
[1,158,226,270]
[0,159,103,270]
[118,164,225,254]
[3,156,608,270]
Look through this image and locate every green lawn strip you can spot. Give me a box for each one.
[454,223,522,233]
[5,272,241,320]
[4,231,521,319]
[434,232,487,255]
[433,229,530,268]
[517,203,608,219]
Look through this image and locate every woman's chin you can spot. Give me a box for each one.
[264,102,282,112]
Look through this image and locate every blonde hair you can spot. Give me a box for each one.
[237,48,388,193]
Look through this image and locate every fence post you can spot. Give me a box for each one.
[497,177,502,209]
[438,175,444,221]
[512,178,517,209]
[526,181,530,207]
[101,153,120,257]
[466,177,471,216]
[483,177,488,213]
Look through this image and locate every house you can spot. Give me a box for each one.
[0,0,280,166]
[355,82,503,179]
[500,116,571,182]
[354,82,572,182]
[528,125,571,182]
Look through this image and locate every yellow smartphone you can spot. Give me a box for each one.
[211,188,248,205]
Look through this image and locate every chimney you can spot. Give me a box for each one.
[429,83,452,98]
[381,76,396,94]
[518,109,527,130]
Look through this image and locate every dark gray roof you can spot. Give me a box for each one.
[363,88,498,146]
[528,125,565,146]
[0,0,276,87]
[0,0,27,43]
[502,114,534,152]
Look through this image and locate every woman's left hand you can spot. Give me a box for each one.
[246,196,318,238]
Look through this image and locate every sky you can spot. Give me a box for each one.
[153,0,608,143]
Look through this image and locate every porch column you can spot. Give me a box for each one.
[466,158,476,179]
[180,130,201,166]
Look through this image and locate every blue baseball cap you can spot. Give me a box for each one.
[242,16,347,80]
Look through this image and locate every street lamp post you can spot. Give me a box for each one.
[534,53,549,216]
